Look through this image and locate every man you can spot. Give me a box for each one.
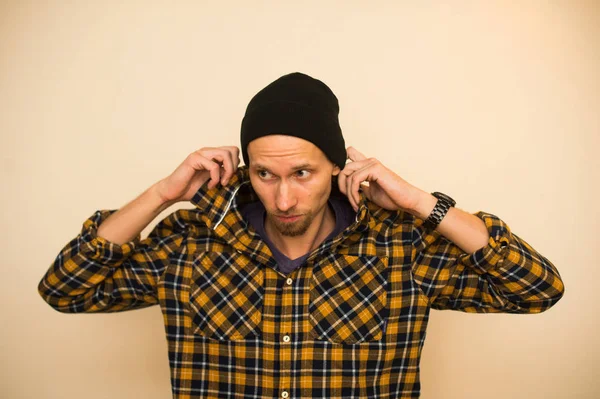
[39,72,565,398]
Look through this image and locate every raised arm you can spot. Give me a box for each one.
[337,146,565,313]
[38,146,241,313]
[37,189,185,313]
[410,210,564,313]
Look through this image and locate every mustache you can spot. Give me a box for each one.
[270,210,302,217]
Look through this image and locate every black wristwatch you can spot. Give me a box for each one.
[423,192,456,230]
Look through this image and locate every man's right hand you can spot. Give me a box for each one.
[156,146,241,205]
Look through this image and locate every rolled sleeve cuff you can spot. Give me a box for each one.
[78,210,142,267]
[459,212,512,275]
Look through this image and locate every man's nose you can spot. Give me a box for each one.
[275,181,297,212]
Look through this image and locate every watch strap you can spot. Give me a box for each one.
[423,192,455,230]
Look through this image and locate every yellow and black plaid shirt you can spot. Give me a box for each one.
[38,165,565,399]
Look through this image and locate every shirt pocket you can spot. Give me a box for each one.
[309,254,389,344]
[188,252,264,340]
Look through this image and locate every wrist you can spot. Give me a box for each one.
[150,182,177,212]
[408,189,438,220]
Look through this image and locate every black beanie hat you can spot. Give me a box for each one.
[240,72,346,169]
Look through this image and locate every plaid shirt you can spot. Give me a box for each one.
[38,165,565,399]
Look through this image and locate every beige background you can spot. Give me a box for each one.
[1,1,598,398]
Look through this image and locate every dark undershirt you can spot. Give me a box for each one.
[241,197,355,274]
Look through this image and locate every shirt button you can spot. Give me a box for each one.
[281,391,289,398]
[286,278,293,285]
[282,335,291,343]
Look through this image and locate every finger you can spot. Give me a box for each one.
[346,170,358,210]
[231,147,241,166]
[193,155,221,189]
[229,146,240,159]
[350,166,369,206]
[222,146,241,172]
[191,147,239,188]
[349,161,377,207]
[206,161,223,189]
[215,149,234,185]
[205,154,229,186]
[347,146,368,162]
[338,159,370,196]
[345,169,358,211]
[198,149,235,186]
[222,146,239,161]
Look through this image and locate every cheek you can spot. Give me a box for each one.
[249,180,270,203]
[255,189,272,206]
[303,180,330,204]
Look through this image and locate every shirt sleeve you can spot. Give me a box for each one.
[411,211,565,313]
[38,209,187,313]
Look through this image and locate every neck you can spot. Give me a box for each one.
[264,202,336,260]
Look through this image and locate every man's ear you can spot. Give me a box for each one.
[332,165,341,176]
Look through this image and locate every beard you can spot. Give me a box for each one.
[268,210,315,237]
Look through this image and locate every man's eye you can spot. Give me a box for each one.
[296,170,310,178]
[258,170,270,179]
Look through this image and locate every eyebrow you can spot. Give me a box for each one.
[253,163,313,172]
[290,163,312,171]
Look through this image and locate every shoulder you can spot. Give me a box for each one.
[156,207,212,238]
[366,201,416,232]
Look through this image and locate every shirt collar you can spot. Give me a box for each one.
[190,165,372,256]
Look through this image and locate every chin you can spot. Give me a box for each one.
[273,216,312,237]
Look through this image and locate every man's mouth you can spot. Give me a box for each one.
[276,215,301,223]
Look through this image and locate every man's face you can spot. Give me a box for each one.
[247,135,341,237]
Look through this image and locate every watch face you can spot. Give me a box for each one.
[432,192,456,207]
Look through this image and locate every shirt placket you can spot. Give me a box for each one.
[278,272,295,399]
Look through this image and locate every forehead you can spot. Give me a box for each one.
[247,135,328,167]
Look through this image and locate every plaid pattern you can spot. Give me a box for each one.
[38,165,565,398]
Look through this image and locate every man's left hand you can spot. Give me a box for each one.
[338,147,424,214]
